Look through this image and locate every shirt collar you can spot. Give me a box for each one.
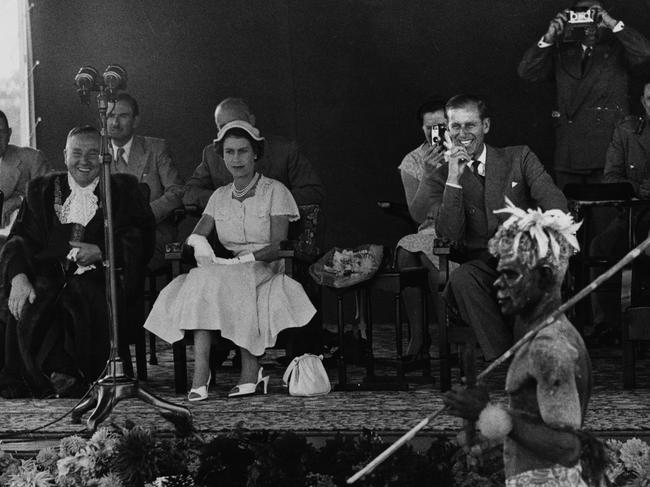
[111,136,134,164]
[67,172,99,193]
[474,144,487,176]
[476,144,487,164]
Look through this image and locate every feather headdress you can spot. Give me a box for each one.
[488,198,581,271]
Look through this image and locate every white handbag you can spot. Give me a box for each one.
[282,354,331,397]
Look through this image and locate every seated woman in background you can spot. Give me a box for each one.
[395,98,447,359]
[145,120,316,400]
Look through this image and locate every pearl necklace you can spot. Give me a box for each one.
[232,173,259,198]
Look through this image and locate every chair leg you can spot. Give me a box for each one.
[623,339,636,390]
[173,341,188,394]
[135,328,147,381]
[148,332,158,365]
[364,288,375,379]
[394,292,405,382]
[439,309,451,392]
[336,293,347,388]
[421,285,431,378]
[147,275,159,365]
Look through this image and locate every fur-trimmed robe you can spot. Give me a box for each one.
[0,172,155,396]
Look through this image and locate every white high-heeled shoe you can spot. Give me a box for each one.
[188,372,211,402]
[228,367,269,398]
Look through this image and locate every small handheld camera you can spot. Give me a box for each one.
[563,7,599,43]
[431,124,447,148]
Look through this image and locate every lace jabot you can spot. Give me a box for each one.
[55,174,100,226]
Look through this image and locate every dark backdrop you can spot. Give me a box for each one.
[30,0,650,250]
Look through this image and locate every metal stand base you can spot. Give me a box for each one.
[71,358,191,432]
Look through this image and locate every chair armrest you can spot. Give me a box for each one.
[165,241,184,261]
[432,237,456,255]
[165,242,197,273]
[377,200,409,213]
[432,238,468,290]
[377,200,413,226]
[183,205,202,217]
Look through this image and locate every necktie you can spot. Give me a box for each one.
[114,147,127,173]
[470,160,484,184]
[581,47,592,76]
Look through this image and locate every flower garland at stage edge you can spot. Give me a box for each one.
[0,421,647,487]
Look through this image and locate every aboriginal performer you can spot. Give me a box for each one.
[444,201,605,486]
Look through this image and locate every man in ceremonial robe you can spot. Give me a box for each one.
[0,126,155,398]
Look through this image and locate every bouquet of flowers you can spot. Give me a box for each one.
[309,244,383,288]
[605,437,650,486]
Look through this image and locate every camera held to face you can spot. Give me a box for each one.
[431,124,447,148]
[563,7,600,43]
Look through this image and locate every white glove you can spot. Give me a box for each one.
[233,253,255,264]
[186,234,218,267]
[222,253,256,265]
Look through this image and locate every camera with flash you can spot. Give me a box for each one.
[563,7,599,43]
[431,124,447,148]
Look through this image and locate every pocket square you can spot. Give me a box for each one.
[511,182,518,188]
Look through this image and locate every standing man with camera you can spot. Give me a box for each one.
[518,1,650,189]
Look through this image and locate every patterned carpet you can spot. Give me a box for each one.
[0,322,648,451]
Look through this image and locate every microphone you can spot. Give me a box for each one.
[74,66,99,105]
[103,64,127,100]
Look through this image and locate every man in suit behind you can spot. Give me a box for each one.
[430,94,567,360]
[588,80,650,343]
[517,0,650,189]
[107,93,184,270]
[0,110,50,232]
[183,97,324,209]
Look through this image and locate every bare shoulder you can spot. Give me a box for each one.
[529,319,583,381]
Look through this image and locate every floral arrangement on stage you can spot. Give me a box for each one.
[605,437,650,486]
[310,245,383,288]
[0,421,647,487]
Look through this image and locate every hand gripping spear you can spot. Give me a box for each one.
[347,233,650,484]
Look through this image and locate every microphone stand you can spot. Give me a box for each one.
[71,87,191,431]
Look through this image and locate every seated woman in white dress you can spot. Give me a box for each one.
[145,120,316,400]
[395,98,447,360]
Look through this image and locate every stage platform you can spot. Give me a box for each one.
[1,323,649,456]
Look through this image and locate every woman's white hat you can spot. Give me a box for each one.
[215,120,264,142]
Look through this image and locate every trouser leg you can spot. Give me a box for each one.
[444,259,511,361]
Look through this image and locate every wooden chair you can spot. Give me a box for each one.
[324,200,433,390]
[377,200,477,391]
[623,306,650,389]
[431,238,477,391]
[328,260,432,391]
[115,183,155,381]
[166,204,323,394]
[143,204,188,366]
[621,234,650,389]
[564,182,637,335]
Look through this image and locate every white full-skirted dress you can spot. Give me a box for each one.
[144,175,316,356]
